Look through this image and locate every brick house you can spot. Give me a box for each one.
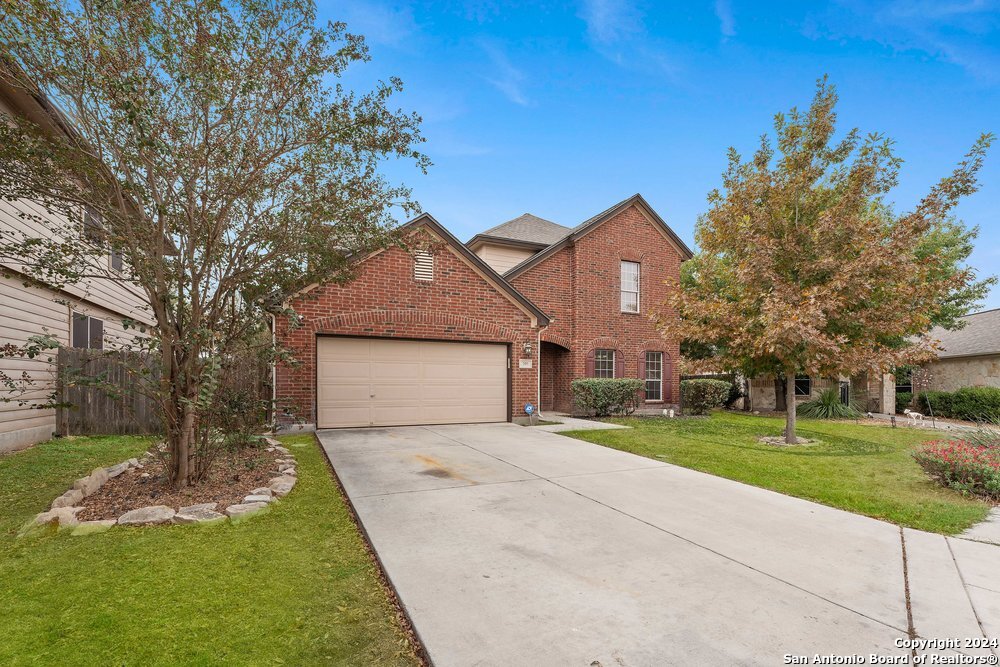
[274,194,691,429]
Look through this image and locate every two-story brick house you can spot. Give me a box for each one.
[274,194,691,429]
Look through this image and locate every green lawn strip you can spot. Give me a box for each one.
[564,412,989,534]
[0,434,418,666]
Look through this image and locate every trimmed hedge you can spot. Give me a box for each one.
[571,378,644,417]
[895,392,913,414]
[916,387,1000,423]
[680,379,731,415]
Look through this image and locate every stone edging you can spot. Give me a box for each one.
[20,437,297,537]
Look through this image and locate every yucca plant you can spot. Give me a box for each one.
[796,387,862,419]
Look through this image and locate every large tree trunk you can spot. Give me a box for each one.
[784,370,797,444]
[774,376,787,412]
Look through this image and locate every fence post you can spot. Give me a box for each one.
[56,347,69,436]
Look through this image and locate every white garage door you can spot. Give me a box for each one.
[316,337,509,428]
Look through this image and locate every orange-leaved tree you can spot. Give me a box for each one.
[655,78,993,444]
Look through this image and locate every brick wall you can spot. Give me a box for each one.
[275,228,540,426]
[512,204,684,411]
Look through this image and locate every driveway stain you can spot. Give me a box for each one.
[412,454,477,484]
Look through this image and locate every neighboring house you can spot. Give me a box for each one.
[920,309,1000,391]
[273,194,690,429]
[0,77,153,452]
[746,373,895,414]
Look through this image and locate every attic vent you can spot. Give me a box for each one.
[414,250,434,281]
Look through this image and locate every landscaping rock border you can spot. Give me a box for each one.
[21,435,297,536]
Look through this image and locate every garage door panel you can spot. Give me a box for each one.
[371,361,421,379]
[320,382,370,401]
[318,405,370,428]
[372,338,419,359]
[318,359,370,376]
[371,382,426,401]
[317,337,508,428]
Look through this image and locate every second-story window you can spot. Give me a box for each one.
[621,260,639,313]
[83,206,103,245]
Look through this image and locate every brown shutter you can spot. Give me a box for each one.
[585,349,595,377]
[637,351,646,381]
[664,355,673,402]
[615,350,624,379]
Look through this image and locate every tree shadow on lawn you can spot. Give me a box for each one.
[644,427,894,458]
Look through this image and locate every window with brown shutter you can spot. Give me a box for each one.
[644,351,663,401]
[593,349,615,378]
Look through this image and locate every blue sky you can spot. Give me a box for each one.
[322,0,1000,310]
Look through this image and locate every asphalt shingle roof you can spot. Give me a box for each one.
[928,309,1000,358]
[478,214,572,246]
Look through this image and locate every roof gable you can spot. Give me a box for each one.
[394,214,551,326]
[928,309,1000,359]
[503,194,694,279]
[468,213,571,249]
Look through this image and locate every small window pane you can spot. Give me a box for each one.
[645,351,662,401]
[83,207,103,244]
[110,249,123,272]
[71,312,89,348]
[594,349,615,378]
[620,261,639,313]
[794,375,811,396]
[88,318,104,350]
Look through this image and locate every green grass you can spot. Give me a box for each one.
[565,412,990,534]
[0,434,418,666]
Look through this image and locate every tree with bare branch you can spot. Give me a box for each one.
[0,0,428,485]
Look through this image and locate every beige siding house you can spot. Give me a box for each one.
[1,80,154,453]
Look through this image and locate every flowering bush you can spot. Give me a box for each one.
[913,439,1000,500]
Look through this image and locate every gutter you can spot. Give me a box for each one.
[536,324,548,419]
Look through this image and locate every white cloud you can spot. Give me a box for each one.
[336,1,419,47]
[479,40,530,106]
[577,0,682,77]
[805,0,1000,81]
[714,0,736,38]
[579,0,644,47]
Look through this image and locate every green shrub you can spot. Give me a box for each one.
[796,387,862,419]
[917,391,953,418]
[913,438,1000,500]
[680,379,731,415]
[951,387,1000,422]
[725,381,745,408]
[917,387,1000,423]
[571,378,644,417]
[895,392,913,414]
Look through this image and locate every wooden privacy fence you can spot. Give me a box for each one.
[57,347,161,436]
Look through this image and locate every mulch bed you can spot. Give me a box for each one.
[78,446,285,521]
[758,435,817,447]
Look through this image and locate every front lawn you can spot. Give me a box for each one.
[565,412,990,534]
[0,434,419,666]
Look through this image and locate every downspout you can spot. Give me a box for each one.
[536,324,548,419]
[270,314,277,430]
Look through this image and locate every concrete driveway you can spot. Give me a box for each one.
[317,423,999,666]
